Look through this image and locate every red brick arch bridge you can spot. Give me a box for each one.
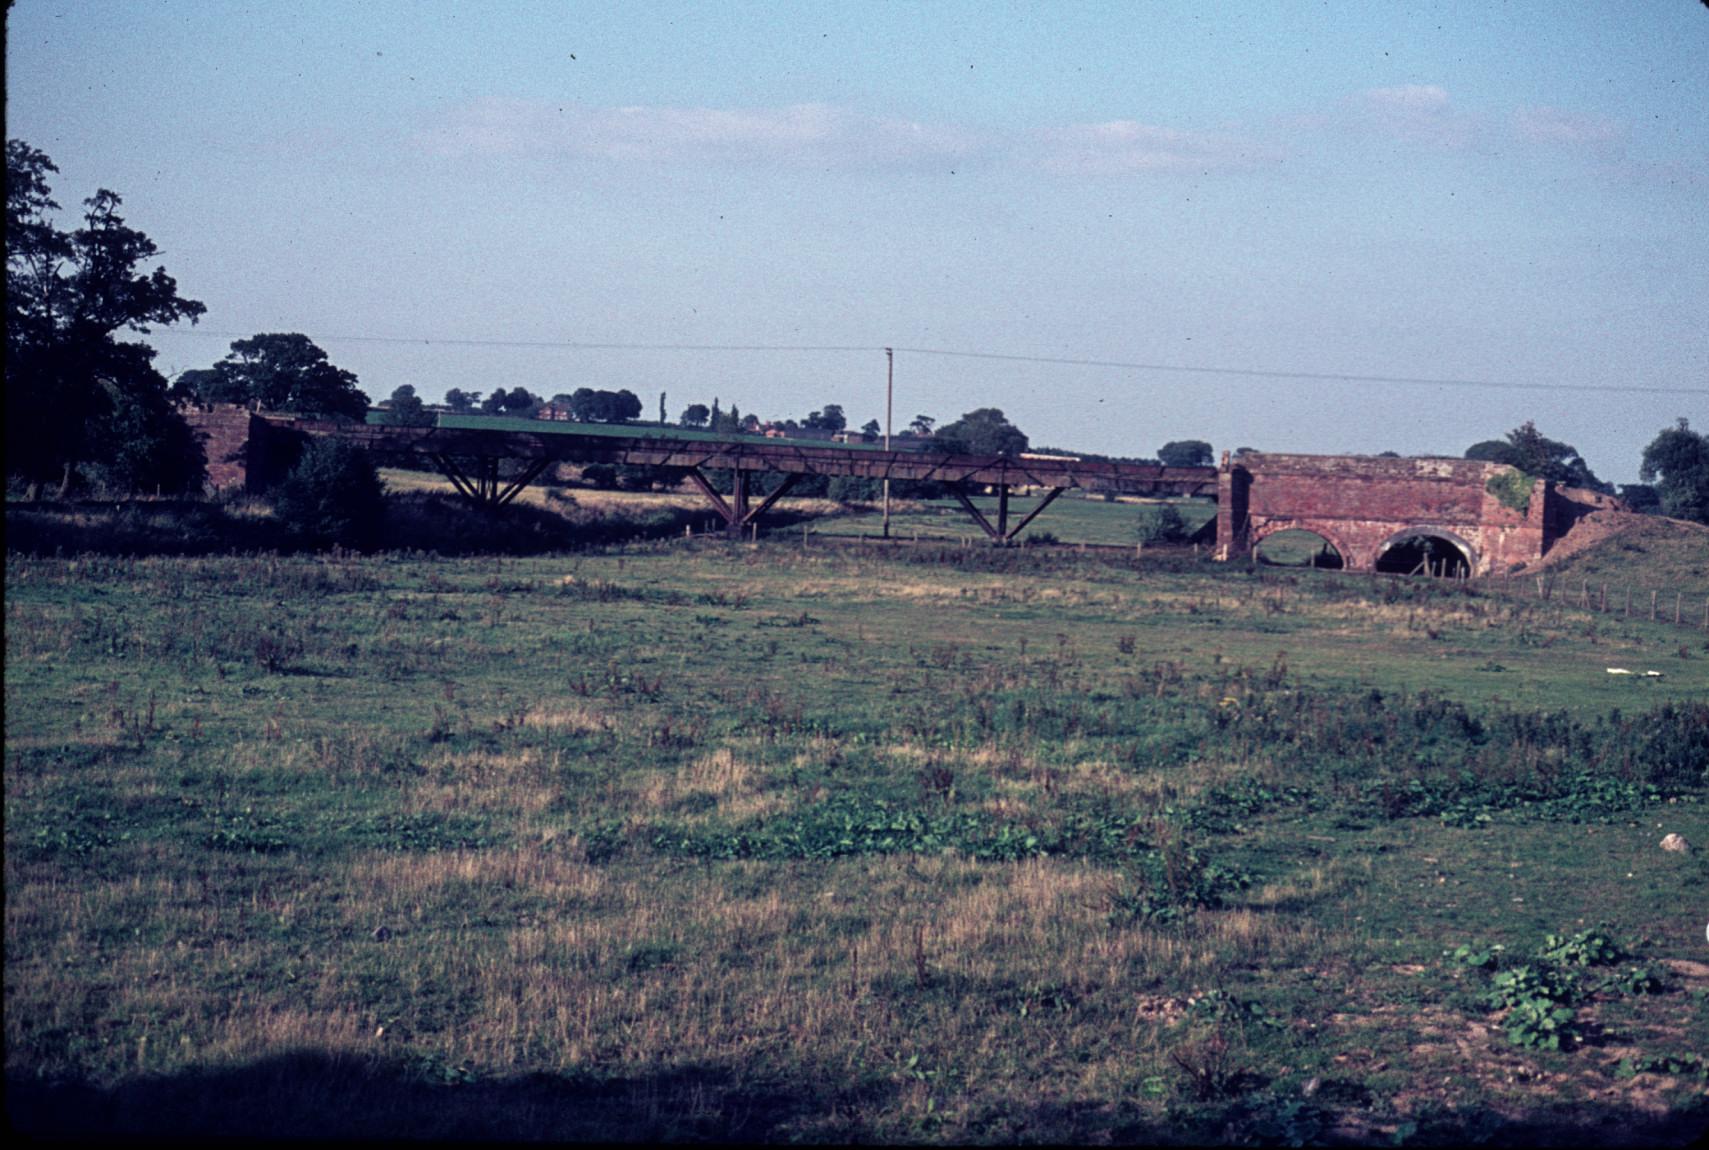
[191,408,1613,573]
[1214,452,1614,576]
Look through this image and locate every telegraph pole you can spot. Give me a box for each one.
[883,347,893,539]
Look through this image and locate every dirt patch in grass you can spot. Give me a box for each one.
[1659,959,1709,980]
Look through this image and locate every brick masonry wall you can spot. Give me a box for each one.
[1221,453,1548,573]
[180,405,253,491]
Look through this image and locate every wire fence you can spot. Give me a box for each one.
[1473,570,1709,631]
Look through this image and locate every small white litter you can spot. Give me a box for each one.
[1606,668,1632,675]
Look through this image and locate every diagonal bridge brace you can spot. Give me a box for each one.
[685,468,800,537]
[430,454,553,508]
[951,483,1064,543]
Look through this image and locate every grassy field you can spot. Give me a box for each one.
[825,493,1217,549]
[6,526,1708,1142]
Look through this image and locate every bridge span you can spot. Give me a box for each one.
[190,407,1615,571]
[233,411,1216,544]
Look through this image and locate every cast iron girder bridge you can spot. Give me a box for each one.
[272,417,1217,543]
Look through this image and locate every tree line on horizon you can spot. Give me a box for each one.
[7,138,1707,525]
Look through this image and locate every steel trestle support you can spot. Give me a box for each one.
[951,484,1065,543]
[685,468,802,537]
[430,455,552,508]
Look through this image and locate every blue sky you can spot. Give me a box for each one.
[8,0,1706,482]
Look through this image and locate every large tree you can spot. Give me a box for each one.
[1640,418,1709,524]
[184,332,368,419]
[1464,439,1519,466]
[1158,439,1214,467]
[566,387,641,423]
[712,403,744,434]
[380,384,434,427]
[6,140,208,496]
[482,386,539,416]
[1464,422,1610,493]
[934,408,1030,457]
[805,404,847,432]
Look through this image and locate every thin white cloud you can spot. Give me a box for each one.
[416,92,1630,180]
[1512,105,1621,146]
[1030,120,1279,175]
[416,99,1282,178]
[1350,84,1475,148]
[1362,84,1451,111]
[415,98,980,169]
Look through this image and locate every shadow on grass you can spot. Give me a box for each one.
[8,1053,1705,1144]
[5,1051,894,1143]
[4,492,793,557]
[4,499,290,556]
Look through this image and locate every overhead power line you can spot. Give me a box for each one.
[891,346,1709,397]
[170,328,1707,397]
[187,330,879,354]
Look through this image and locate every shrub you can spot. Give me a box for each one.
[271,438,384,549]
[1137,503,1188,544]
[1485,468,1535,514]
[617,463,683,491]
[827,475,879,503]
[1537,929,1624,967]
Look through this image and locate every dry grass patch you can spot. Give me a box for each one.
[343,847,610,908]
[1247,863,1353,911]
[871,741,937,766]
[521,702,614,733]
[1058,759,1179,803]
[545,489,704,516]
[792,577,981,605]
[1199,907,1331,966]
[637,746,795,823]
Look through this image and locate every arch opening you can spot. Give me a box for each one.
[1254,528,1345,569]
[1375,533,1472,578]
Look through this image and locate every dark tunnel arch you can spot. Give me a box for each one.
[1374,530,1476,577]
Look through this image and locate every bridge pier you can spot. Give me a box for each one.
[429,454,551,508]
[684,468,800,538]
[950,484,1065,544]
